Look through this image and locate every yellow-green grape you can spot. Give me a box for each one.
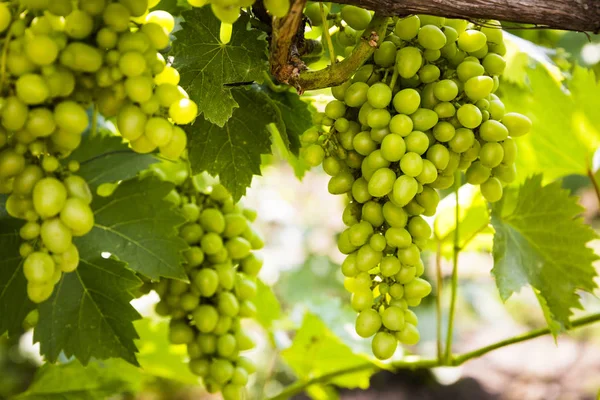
[264,0,290,18]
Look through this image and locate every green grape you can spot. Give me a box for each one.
[396,323,420,345]
[385,227,412,248]
[418,25,447,50]
[355,308,381,338]
[169,322,195,344]
[340,5,371,30]
[218,291,240,317]
[27,282,54,303]
[25,35,59,66]
[344,82,369,108]
[480,120,509,141]
[405,131,430,155]
[33,177,67,218]
[264,0,290,17]
[145,117,173,147]
[352,177,372,204]
[372,331,397,360]
[464,76,494,101]
[417,15,445,27]
[117,105,147,141]
[170,99,198,125]
[396,47,422,79]
[16,73,49,105]
[193,305,219,333]
[55,101,89,135]
[41,218,73,254]
[400,152,423,177]
[367,108,391,129]
[502,112,532,137]
[418,64,440,83]
[351,289,374,312]
[2,97,29,131]
[393,88,420,115]
[481,177,503,202]
[226,237,251,259]
[457,30,487,53]
[479,142,504,168]
[0,3,10,33]
[0,149,26,179]
[380,134,406,162]
[392,175,418,206]
[395,15,420,40]
[457,104,483,129]
[410,108,438,131]
[374,41,397,67]
[457,61,485,82]
[23,252,55,284]
[465,161,491,185]
[60,198,95,236]
[367,83,392,109]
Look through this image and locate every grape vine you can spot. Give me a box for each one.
[300,9,531,359]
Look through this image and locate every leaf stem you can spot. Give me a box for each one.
[452,312,600,365]
[435,241,443,361]
[263,71,290,93]
[320,2,336,65]
[388,67,398,90]
[444,171,462,363]
[586,167,600,205]
[267,312,600,399]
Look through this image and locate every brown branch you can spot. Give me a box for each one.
[269,0,309,89]
[331,0,600,33]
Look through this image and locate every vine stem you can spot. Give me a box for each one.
[0,27,14,92]
[320,2,336,64]
[435,241,443,361]
[444,171,462,363]
[267,312,600,400]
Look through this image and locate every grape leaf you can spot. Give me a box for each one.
[14,359,142,400]
[34,238,143,366]
[432,185,492,259]
[257,86,314,156]
[78,177,188,280]
[281,313,375,390]
[253,280,282,329]
[134,319,199,384]
[67,134,158,190]
[187,88,279,201]
[173,7,267,126]
[0,213,34,338]
[491,175,599,335]
[501,64,600,182]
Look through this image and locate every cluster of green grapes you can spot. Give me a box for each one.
[0,0,198,303]
[300,13,531,359]
[151,176,263,400]
[304,3,373,57]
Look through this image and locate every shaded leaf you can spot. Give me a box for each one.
[78,177,188,280]
[281,313,375,390]
[0,210,33,338]
[173,7,267,126]
[134,319,199,385]
[253,280,281,329]
[187,88,278,201]
[15,359,142,400]
[491,175,599,335]
[68,134,157,190]
[34,240,143,365]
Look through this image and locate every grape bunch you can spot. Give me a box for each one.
[300,13,531,359]
[151,176,263,400]
[0,0,198,303]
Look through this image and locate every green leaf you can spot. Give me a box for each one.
[134,319,199,385]
[34,240,143,366]
[432,185,492,259]
[187,88,278,201]
[253,280,281,329]
[0,213,33,338]
[173,7,267,126]
[501,64,600,182]
[491,175,599,335]
[258,86,314,155]
[67,134,158,190]
[281,313,374,390]
[78,177,188,280]
[151,0,191,13]
[15,359,142,400]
